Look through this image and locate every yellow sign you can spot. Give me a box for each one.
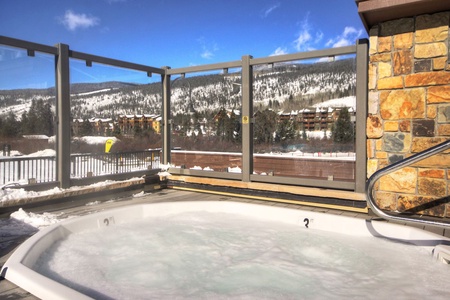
[105,139,114,153]
[242,116,249,124]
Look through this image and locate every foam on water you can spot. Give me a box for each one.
[33,211,449,299]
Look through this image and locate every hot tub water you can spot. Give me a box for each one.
[33,211,449,299]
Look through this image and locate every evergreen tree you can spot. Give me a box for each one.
[21,99,55,136]
[254,109,277,144]
[79,118,94,136]
[215,108,228,140]
[24,99,39,134]
[39,101,55,136]
[332,107,354,143]
[214,108,240,143]
[112,124,121,137]
[301,124,308,140]
[134,125,143,137]
[21,111,29,135]
[275,119,296,145]
[1,111,21,137]
[181,114,192,137]
[224,110,238,142]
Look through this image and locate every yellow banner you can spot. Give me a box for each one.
[105,139,114,153]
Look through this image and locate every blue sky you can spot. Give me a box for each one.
[0,0,367,89]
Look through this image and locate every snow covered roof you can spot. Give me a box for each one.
[22,135,49,139]
[119,114,160,119]
[93,118,113,122]
[73,118,113,123]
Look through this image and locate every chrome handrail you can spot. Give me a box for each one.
[366,139,450,228]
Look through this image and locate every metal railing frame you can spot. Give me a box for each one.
[0,155,56,185]
[0,150,161,185]
[165,39,368,192]
[1,35,165,188]
[366,140,450,228]
[0,35,368,193]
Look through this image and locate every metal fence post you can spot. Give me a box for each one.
[17,161,21,181]
[162,67,171,165]
[55,43,71,189]
[115,153,119,174]
[355,38,369,193]
[241,55,254,182]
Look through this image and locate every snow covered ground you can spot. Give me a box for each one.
[1,208,65,235]
[0,177,142,204]
[0,137,154,241]
[1,148,354,205]
[0,183,150,259]
[73,136,119,145]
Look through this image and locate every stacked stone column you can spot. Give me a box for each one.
[367,12,450,217]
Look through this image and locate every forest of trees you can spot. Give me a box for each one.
[170,106,355,153]
[0,98,54,138]
[0,99,355,154]
[0,58,356,153]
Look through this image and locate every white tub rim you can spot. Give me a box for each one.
[2,200,450,300]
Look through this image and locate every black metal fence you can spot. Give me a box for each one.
[0,150,161,186]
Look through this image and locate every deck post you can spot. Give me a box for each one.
[162,67,171,165]
[355,38,368,193]
[55,43,71,189]
[241,55,254,182]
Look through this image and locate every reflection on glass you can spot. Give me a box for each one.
[252,56,356,182]
[170,70,243,172]
[0,46,56,184]
[0,46,54,90]
[68,59,162,156]
[67,59,163,179]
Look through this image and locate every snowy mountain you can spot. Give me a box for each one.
[0,59,356,120]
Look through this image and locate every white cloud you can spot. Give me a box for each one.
[270,47,288,56]
[330,38,350,48]
[343,26,360,37]
[294,30,312,51]
[314,31,324,44]
[201,49,214,59]
[198,37,218,60]
[293,14,321,52]
[59,10,100,31]
[262,3,280,18]
[326,26,363,48]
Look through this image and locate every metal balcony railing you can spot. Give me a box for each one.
[0,150,161,186]
[366,140,450,228]
[0,35,368,192]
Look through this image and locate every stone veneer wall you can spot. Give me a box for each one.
[367,11,450,217]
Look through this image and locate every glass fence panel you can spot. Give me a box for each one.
[0,46,57,184]
[252,55,356,182]
[68,59,162,178]
[170,69,242,172]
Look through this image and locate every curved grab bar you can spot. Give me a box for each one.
[366,139,450,228]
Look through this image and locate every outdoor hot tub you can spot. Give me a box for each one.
[2,200,450,299]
